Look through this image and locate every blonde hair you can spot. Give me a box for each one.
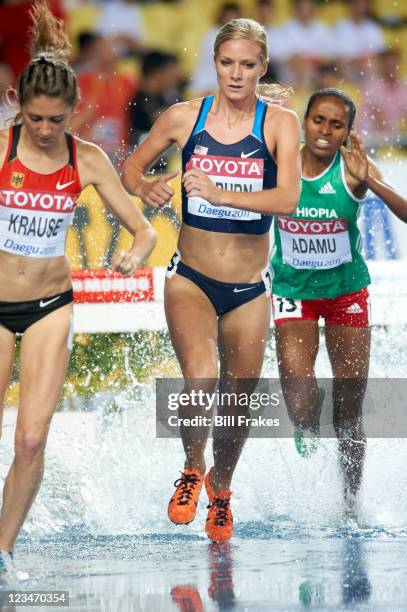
[7,0,78,123]
[214,18,292,104]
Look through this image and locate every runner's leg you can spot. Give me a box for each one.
[325,325,370,505]
[165,274,218,475]
[0,326,15,438]
[275,320,320,430]
[0,304,72,550]
[212,292,270,492]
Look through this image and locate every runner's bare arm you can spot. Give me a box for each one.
[342,131,407,222]
[122,103,193,208]
[365,161,407,222]
[78,142,156,273]
[182,109,301,215]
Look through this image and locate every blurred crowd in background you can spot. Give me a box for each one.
[0,0,406,268]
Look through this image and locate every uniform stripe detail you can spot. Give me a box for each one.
[192,96,214,136]
[261,266,272,296]
[356,235,362,252]
[8,125,21,163]
[70,136,82,191]
[65,133,75,169]
[252,98,266,141]
[340,154,366,202]
[166,249,181,278]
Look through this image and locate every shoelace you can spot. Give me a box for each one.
[173,472,200,506]
[208,497,230,526]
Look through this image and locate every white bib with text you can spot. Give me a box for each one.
[186,154,262,222]
[278,217,352,270]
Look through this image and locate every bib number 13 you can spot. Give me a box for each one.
[272,295,302,320]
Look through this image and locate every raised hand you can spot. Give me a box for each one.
[140,170,179,209]
[340,131,369,183]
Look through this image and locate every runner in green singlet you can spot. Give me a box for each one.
[271,88,407,520]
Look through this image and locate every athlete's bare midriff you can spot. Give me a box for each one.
[178,224,269,283]
[0,250,71,302]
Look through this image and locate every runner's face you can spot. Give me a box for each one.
[215,38,266,100]
[304,96,350,159]
[21,96,74,149]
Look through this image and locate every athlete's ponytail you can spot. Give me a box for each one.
[8,0,78,123]
[256,82,293,105]
[214,18,292,105]
[28,0,70,62]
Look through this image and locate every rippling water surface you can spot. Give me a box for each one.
[1,327,407,611]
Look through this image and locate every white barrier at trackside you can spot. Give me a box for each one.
[72,261,407,332]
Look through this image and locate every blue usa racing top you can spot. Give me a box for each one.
[182,95,277,234]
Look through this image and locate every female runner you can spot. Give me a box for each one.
[271,88,407,519]
[123,18,301,542]
[0,0,156,574]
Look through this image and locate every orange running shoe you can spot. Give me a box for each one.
[170,585,204,612]
[168,468,204,524]
[205,467,233,543]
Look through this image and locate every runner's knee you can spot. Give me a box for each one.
[15,428,47,463]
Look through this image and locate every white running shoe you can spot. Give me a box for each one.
[0,551,29,581]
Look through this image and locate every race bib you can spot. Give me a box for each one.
[0,189,76,258]
[186,154,262,221]
[272,294,302,320]
[278,217,352,270]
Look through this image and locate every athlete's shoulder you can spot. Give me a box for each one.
[160,99,203,126]
[265,104,300,128]
[148,99,204,146]
[0,127,10,151]
[263,105,300,154]
[74,135,104,157]
[0,127,11,169]
[73,137,116,188]
[74,136,110,167]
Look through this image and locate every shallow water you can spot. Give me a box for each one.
[1,328,407,611]
[9,531,407,611]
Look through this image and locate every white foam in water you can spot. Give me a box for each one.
[1,330,407,611]
[1,349,406,540]
[0,404,340,536]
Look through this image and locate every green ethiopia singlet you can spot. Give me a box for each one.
[271,150,371,299]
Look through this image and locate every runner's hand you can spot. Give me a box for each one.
[139,170,178,209]
[341,131,369,183]
[183,167,222,205]
[111,250,141,276]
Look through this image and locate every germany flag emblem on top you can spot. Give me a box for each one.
[11,172,25,188]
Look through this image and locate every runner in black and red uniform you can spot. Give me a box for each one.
[0,1,155,578]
